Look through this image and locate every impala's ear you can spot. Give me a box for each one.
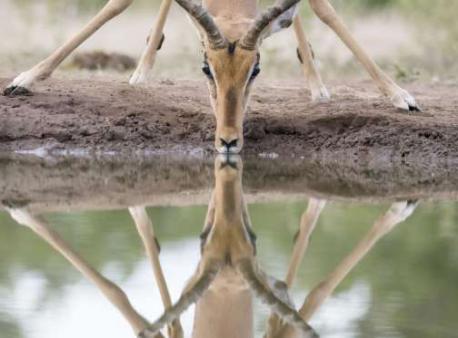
[261,3,299,40]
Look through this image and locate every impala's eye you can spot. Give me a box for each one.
[250,63,260,80]
[202,62,213,79]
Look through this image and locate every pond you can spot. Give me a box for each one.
[0,154,457,338]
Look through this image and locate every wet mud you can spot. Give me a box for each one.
[0,77,457,161]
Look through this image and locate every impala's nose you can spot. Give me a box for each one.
[221,138,237,149]
[218,138,239,153]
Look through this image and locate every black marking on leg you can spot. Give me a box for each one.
[157,33,165,51]
[293,229,300,243]
[146,33,165,51]
[3,86,33,97]
[279,18,293,28]
[309,42,315,59]
[296,48,303,64]
[200,224,212,253]
[246,225,257,255]
[407,200,419,207]
[154,237,161,253]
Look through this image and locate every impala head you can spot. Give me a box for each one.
[175,0,300,153]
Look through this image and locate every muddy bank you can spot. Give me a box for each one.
[1,77,458,161]
[1,154,458,213]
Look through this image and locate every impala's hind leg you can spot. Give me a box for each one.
[3,0,134,96]
[293,16,330,102]
[299,201,418,321]
[6,208,152,336]
[130,0,173,85]
[308,0,420,111]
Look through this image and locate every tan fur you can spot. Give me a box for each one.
[206,48,258,152]
[204,0,258,19]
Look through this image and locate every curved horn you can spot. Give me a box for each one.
[238,259,316,336]
[138,263,221,338]
[240,0,301,50]
[174,0,227,49]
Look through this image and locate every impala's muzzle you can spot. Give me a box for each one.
[218,137,240,154]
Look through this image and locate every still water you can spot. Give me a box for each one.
[0,155,457,338]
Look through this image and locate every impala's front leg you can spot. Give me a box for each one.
[3,0,134,96]
[130,0,173,85]
[308,0,420,111]
[265,198,326,338]
[293,16,330,102]
[129,207,183,338]
[285,198,327,286]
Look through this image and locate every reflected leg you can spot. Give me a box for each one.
[308,0,420,111]
[129,206,183,338]
[4,0,134,96]
[265,198,326,338]
[7,208,154,336]
[298,200,418,321]
[200,190,216,248]
[293,16,330,102]
[285,198,327,287]
[130,0,173,85]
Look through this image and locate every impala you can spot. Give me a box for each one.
[3,0,420,153]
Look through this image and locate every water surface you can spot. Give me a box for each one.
[0,155,457,338]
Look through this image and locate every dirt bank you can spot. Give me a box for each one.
[1,77,458,161]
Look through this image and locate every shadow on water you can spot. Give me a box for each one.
[0,155,458,338]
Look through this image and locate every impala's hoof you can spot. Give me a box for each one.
[311,85,331,103]
[1,199,30,209]
[129,70,148,85]
[3,85,33,97]
[391,90,421,112]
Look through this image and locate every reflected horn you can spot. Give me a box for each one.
[138,263,221,338]
[174,0,228,49]
[240,0,301,50]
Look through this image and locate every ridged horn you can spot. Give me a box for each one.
[174,0,227,49]
[240,0,301,50]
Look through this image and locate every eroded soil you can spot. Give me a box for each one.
[1,77,458,162]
